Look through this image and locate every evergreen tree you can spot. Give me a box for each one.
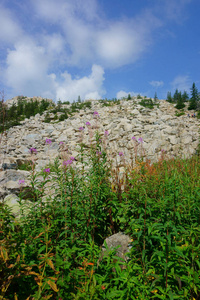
[166,91,172,102]
[188,82,199,110]
[127,93,131,100]
[182,90,189,102]
[175,91,185,109]
[173,89,179,103]
[154,92,158,102]
[39,99,50,114]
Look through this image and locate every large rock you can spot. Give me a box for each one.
[2,194,34,218]
[99,232,132,269]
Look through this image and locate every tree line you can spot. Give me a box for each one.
[166,82,200,110]
[0,96,51,132]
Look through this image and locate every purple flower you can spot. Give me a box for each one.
[63,160,73,166]
[19,179,25,185]
[29,148,37,154]
[104,130,109,136]
[46,138,52,144]
[96,151,102,155]
[59,141,64,145]
[131,136,136,141]
[161,149,165,153]
[70,156,75,161]
[44,168,50,173]
[119,152,124,156]
[138,137,143,143]
[86,121,91,126]
[79,127,84,131]
[93,111,99,117]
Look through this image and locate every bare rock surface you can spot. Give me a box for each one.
[0,97,199,201]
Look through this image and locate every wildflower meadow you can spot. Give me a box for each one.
[0,111,200,300]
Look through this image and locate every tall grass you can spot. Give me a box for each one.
[0,122,200,299]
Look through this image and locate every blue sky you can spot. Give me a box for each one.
[0,0,200,102]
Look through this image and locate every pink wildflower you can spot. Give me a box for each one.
[119,152,124,156]
[138,137,143,143]
[46,138,52,144]
[44,168,50,173]
[29,148,37,154]
[93,111,99,117]
[63,160,73,166]
[19,179,25,185]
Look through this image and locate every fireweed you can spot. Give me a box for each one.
[1,118,200,299]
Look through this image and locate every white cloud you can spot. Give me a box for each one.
[149,81,164,88]
[0,5,23,44]
[31,0,161,68]
[5,39,105,101]
[171,75,191,92]
[0,0,192,100]
[55,64,105,101]
[5,41,52,96]
[116,90,138,99]
[96,22,147,68]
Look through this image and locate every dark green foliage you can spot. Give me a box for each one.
[173,89,179,103]
[188,82,199,110]
[44,112,51,123]
[17,161,32,171]
[99,98,120,107]
[137,94,142,99]
[154,92,158,102]
[175,92,185,109]
[182,90,189,102]
[127,94,131,100]
[58,112,68,121]
[0,98,51,132]
[166,91,173,103]
[139,98,158,109]
[175,111,185,117]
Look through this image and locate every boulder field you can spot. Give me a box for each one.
[0,97,199,206]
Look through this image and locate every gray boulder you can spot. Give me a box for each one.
[99,232,132,270]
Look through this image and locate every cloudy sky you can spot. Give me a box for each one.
[0,0,200,102]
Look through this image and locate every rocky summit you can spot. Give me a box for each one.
[0,96,199,204]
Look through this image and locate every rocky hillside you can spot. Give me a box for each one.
[0,96,199,201]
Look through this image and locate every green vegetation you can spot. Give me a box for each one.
[1,130,200,299]
[0,98,93,129]
[175,111,185,117]
[188,83,199,110]
[0,97,51,132]
[17,161,32,171]
[139,98,159,109]
[167,82,200,111]
[99,98,120,107]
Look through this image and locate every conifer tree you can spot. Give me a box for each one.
[166,91,172,102]
[188,82,199,110]
[175,91,185,109]
[154,92,158,102]
[173,89,179,103]
[182,91,189,102]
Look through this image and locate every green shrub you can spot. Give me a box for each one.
[139,98,154,109]
[175,111,185,117]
